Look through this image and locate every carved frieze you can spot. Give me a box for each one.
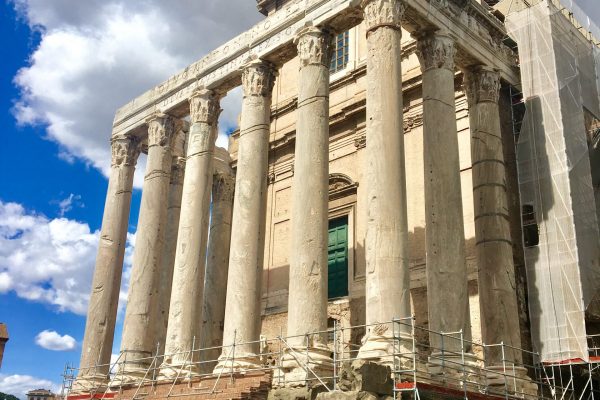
[111,135,141,167]
[189,89,221,125]
[241,60,277,97]
[146,113,176,147]
[295,26,333,68]
[415,32,456,72]
[212,171,235,202]
[404,113,424,133]
[463,66,500,106]
[354,132,366,149]
[361,0,404,33]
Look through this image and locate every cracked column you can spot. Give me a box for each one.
[159,89,220,379]
[416,31,477,377]
[463,67,535,391]
[214,60,276,373]
[118,114,176,382]
[155,124,188,359]
[201,147,234,373]
[357,0,413,365]
[282,26,333,384]
[73,134,140,392]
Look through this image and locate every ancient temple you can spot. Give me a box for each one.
[66,0,600,399]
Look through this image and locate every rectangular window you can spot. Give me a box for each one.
[330,31,349,73]
[327,216,349,299]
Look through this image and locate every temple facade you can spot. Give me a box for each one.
[69,0,600,398]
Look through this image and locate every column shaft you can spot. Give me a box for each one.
[201,149,234,373]
[215,61,275,372]
[74,135,139,391]
[416,32,471,355]
[359,0,412,362]
[464,67,523,365]
[155,152,186,358]
[159,89,220,379]
[119,114,176,379]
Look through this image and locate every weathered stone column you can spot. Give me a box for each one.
[463,67,535,391]
[214,60,276,373]
[357,0,412,364]
[159,89,220,379]
[200,147,234,373]
[118,114,176,382]
[282,26,333,384]
[416,31,476,376]
[73,134,140,392]
[155,124,187,359]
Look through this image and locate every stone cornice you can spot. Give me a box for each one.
[112,0,518,139]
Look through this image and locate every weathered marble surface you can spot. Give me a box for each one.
[215,60,276,372]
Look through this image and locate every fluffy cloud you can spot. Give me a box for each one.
[34,330,77,351]
[11,1,260,187]
[0,200,133,315]
[0,374,60,400]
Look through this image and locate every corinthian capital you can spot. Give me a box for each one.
[189,89,221,124]
[212,171,235,203]
[295,26,333,68]
[463,66,501,106]
[242,60,277,98]
[146,113,176,147]
[361,0,404,33]
[111,134,141,167]
[415,31,455,72]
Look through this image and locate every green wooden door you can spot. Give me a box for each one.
[328,216,349,299]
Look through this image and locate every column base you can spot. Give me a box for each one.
[485,366,538,398]
[157,359,200,382]
[213,352,262,375]
[356,330,414,372]
[427,352,481,391]
[275,345,333,388]
[70,374,109,395]
[109,361,154,388]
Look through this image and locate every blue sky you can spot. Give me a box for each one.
[0,0,598,398]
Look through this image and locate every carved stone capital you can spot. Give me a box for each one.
[463,66,500,106]
[415,32,456,72]
[189,89,221,124]
[212,171,235,203]
[146,113,177,148]
[361,0,404,33]
[242,60,277,98]
[170,157,186,185]
[295,26,333,68]
[111,134,141,167]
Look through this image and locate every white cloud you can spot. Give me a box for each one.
[55,193,83,217]
[0,200,133,315]
[11,1,261,188]
[0,374,60,400]
[34,330,77,351]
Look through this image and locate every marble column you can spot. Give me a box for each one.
[118,114,176,381]
[416,31,475,373]
[464,67,533,389]
[155,124,188,359]
[283,26,333,383]
[357,0,412,364]
[73,134,140,392]
[201,147,235,373]
[159,89,220,379]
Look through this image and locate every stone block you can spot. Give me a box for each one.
[336,360,392,396]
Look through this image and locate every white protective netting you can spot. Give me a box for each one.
[505,0,600,363]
